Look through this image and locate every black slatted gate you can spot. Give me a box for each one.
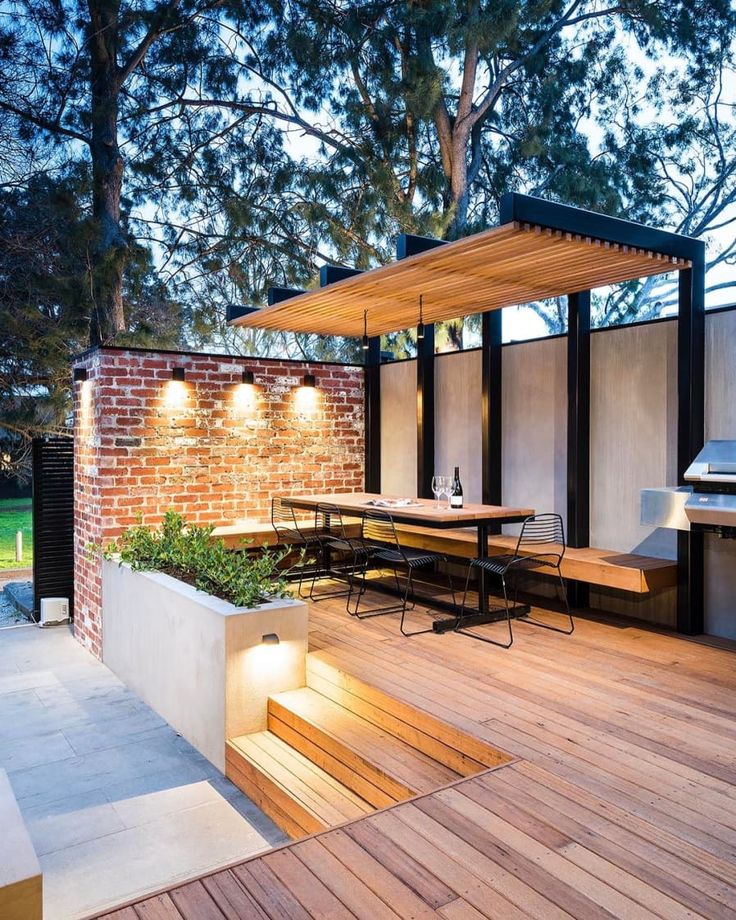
[32,436,75,621]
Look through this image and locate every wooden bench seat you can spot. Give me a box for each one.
[212,519,677,594]
[395,524,677,594]
[211,519,361,550]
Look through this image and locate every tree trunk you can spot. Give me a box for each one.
[88,0,126,344]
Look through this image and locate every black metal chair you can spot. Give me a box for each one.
[456,512,574,648]
[270,496,319,599]
[349,510,456,636]
[309,503,368,601]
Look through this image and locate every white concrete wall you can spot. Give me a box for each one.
[102,562,308,771]
[380,359,417,496]
[704,309,736,639]
[502,337,567,533]
[590,321,678,559]
[435,350,482,503]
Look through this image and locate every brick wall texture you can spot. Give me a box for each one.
[73,348,365,657]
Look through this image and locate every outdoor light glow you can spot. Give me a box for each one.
[243,639,292,684]
[294,381,318,418]
[78,378,93,416]
[233,380,258,414]
[164,379,188,409]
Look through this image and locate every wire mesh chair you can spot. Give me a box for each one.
[350,510,456,636]
[270,496,319,599]
[456,512,574,648]
[309,503,369,601]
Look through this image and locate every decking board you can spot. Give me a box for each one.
[94,592,736,920]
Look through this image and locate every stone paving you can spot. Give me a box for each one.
[0,624,286,920]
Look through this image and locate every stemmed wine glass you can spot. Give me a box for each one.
[431,475,443,508]
[439,475,453,509]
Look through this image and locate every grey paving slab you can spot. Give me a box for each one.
[0,623,286,920]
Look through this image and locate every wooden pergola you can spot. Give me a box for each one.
[230,193,706,635]
[231,221,689,339]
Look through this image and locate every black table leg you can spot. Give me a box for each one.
[477,523,488,615]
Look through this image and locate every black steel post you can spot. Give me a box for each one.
[416,323,436,499]
[677,252,706,635]
[481,311,503,530]
[364,336,382,493]
[567,290,591,608]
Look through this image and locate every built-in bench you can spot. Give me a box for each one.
[394,524,677,594]
[212,520,677,594]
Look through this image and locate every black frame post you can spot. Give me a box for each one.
[364,337,382,493]
[676,249,706,635]
[481,311,503,523]
[416,324,436,498]
[567,290,591,608]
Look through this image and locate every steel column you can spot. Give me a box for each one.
[677,253,706,634]
[481,311,503,530]
[567,290,591,608]
[364,336,382,493]
[416,324,436,499]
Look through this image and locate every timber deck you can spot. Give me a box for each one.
[95,590,736,920]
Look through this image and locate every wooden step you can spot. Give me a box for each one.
[225,731,373,840]
[269,688,460,808]
[307,654,512,775]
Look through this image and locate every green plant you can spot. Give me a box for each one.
[101,511,299,608]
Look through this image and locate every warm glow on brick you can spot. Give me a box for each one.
[73,350,365,657]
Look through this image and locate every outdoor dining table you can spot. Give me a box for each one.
[285,492,534,631]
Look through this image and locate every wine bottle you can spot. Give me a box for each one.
[450,466,463,508]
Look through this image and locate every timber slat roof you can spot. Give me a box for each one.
[231,221,690,338]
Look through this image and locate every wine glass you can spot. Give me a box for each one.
[440,475,453,509]
[431,475,442,508]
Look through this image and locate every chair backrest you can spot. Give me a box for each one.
[314,503,347,540]
[271,496,302,540]
[362,510,399,547]
[515,513,566,560]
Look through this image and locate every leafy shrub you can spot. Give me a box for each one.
[101,510,298,608]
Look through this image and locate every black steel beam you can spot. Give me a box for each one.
[416,324,435,499]
[500,193,698,262]
[267,286,306,305]
[320,265,364,286]
[481,311,503,522]
[225,305,259,323]
[396,234,447,260]
[676,249,706,635]
[364,336,382,493]
[567,290,592,609]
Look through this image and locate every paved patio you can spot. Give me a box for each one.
[0,623,285,920]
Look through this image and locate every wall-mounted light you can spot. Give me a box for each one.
[73,368,88,382]
[172,367,186,382]
[261,632,280,645]
[242,369,255,385]
[417,294,425,341]
[302,373,316,388]
[362,310,369,351]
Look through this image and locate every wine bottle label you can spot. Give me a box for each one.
[450,495,463,507]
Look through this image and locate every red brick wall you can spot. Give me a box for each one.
[73,348,365,656]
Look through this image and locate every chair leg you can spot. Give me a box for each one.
[399,568,435,637]
[517,565,575,635]
[454,566,513,649]
[351,563,407,619]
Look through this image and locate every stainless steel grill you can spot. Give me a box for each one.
[641,440,736,536]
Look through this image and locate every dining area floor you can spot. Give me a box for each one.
[104,583,736,920]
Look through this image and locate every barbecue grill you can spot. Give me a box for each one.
[641,440,736,537]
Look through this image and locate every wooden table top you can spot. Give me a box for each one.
[285,492,534,528]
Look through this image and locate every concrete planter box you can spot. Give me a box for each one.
[101,561,308,771]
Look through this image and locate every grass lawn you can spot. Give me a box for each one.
[0,498,33,570]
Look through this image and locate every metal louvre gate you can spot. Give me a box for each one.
[32,436,74,621]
